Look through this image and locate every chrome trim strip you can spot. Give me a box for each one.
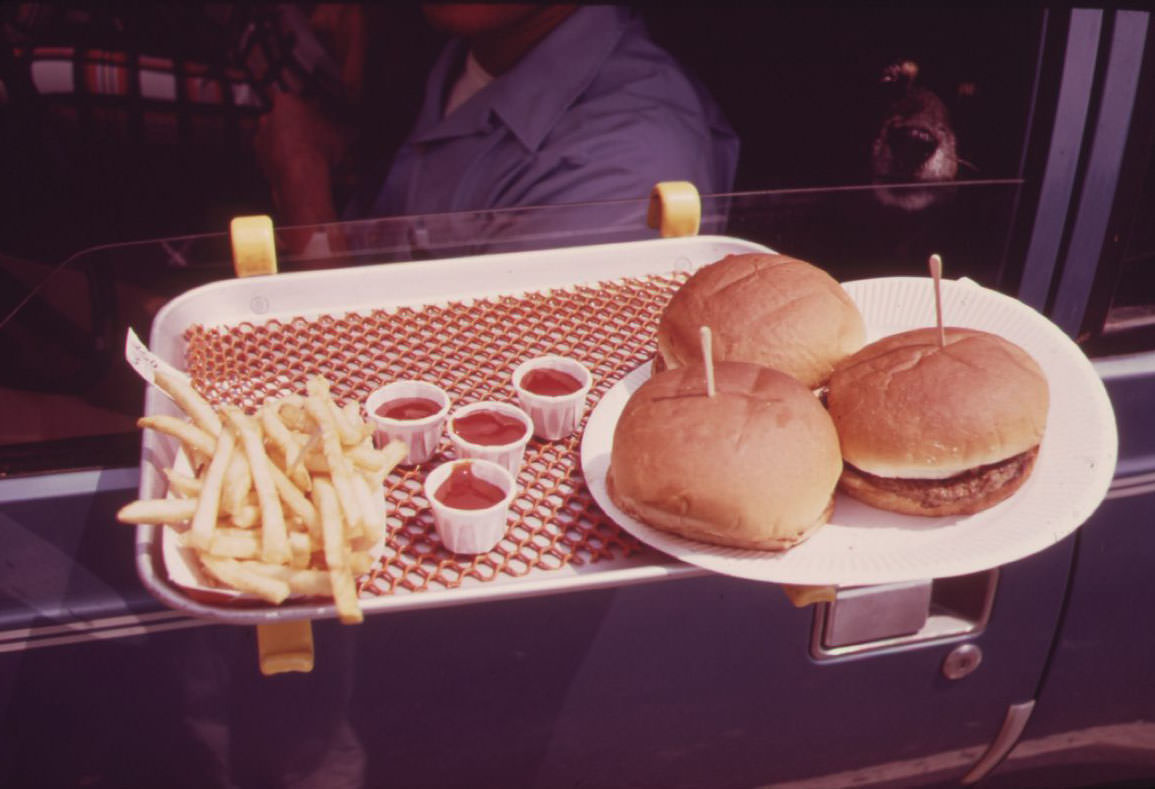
[0,616,208,654]
[0,466,139,503]
[1050,10,1151,335]
[1093,349,1155,379]
[1018,9,1103,312]
[962,700,1037,784]
[0,609,194,644]
[1106,481,1155,500]
[1109,470,1155,488]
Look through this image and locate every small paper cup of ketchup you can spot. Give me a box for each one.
[512,355,593,440]
[447,401,533,476]
[364,381,451,465]
[423,459,515,554]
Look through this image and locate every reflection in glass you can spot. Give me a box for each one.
[1,181,1023,474]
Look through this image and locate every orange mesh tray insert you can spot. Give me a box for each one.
[183,270,689,596]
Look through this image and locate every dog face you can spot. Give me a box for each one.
[870,60,961,211]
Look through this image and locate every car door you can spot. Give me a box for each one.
[983,6,1155,786]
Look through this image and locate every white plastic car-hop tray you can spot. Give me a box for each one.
[135,235,771,624]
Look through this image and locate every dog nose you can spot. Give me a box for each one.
[886,125,939,168]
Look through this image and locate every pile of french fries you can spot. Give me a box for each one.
[118,371,405,624]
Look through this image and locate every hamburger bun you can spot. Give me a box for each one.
[607,361,843,550]
[826,327,1049,516]
[656,253,866,388]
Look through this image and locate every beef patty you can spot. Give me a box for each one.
[840,446,1040,513]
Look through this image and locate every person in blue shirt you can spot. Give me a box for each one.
[255,4,739,239]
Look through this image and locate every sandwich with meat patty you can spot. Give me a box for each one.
[607,360,844,550]
[656,253,866,389]
[825,327,1049,516]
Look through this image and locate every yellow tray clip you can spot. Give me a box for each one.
[647,181,701,238]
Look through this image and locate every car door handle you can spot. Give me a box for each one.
[810,569,998,659]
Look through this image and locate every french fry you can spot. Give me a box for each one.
[117,497,197,525]
[299,443,400,475]
[138,415,216,458]
[188,425,236,551]
[350,534,376,555]
[375,438,408,478]
[358,440,405,543]
[305,388,365,534]
[208,528,312,562]
[163,468,202,498]
[289,532,313,569]
[267,461,319,535]
[350,550,375,576]
[260,401,312,491]
[153,369,222,437]
[221,452,253,524]
[229,503,261,529]
[352,472,382,544]
[342,401,371,440]
[337,400,373,447]
[297,443,401,480]
[360,469,388,531]
[290,428,324,476]
[328,397,365,447]
[126,373,382,620]
[301,449,333,474]
[199,556,290,604]
[314,477,362,623]
[311,475,364,623]
[330,565,363,625]
[207,528,262,558]
[307,377,362,446]
[311,476,347,571]
[287,531,312,557]
[276,395,310,432]
[229,564,333,598]
[286,569,333,597]
[224,408,290,565]
[350,443,404,473]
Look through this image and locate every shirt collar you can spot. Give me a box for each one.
[412,6,631,150]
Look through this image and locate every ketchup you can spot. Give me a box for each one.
[452,409,527,445]
[435,463,506,510]
[376,397,441,420]
[521,368,582,397]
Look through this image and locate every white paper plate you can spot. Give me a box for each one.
[580,277,1118,586]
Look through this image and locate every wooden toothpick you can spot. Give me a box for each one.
[700,325,716,397]
[928,253,946,348]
